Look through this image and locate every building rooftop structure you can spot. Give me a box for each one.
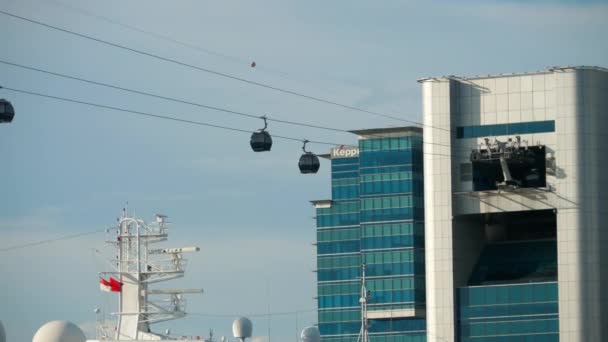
[349,126,422,138]
[417,65,608,82]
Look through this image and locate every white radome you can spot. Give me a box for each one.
[32,320,86,342]
[300,326,320,342]
[0,320,6,342]
[232,317,253,339]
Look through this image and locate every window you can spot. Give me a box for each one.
[457,120,555,139]
[363,250,414,264]
[332,171,359,179]
[360,150,413,167]
[317,228,360,242]
[332,185,359,200]
[331,157,359,166]
[316,213,359,228]
[361,195,414,210]
[318,282,360,296]
[332,178,359,186]
[359,137,415,152]
[317,240,360,254]
[317,201,359,215]
[318,255,361,269]
[460,163,472,182]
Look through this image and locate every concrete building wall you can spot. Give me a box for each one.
[420,67,608,342]
[553,68,608,342]
[422,79,456,342]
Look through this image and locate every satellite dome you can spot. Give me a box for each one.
[232,317,253,339]
[300,326,320,342]
[32,320,86,342]
[0,320,6,342]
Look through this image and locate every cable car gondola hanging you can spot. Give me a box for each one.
[250,116,272,152]
[298,140,320,174]
[0,99,15,123]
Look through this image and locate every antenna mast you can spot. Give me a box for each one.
[357,263,370,342]
[100,212,202,340]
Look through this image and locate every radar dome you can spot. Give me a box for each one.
[32,320,86,342]
[232,317,253,339]
[0,320,6,342]
[300,326,320,342]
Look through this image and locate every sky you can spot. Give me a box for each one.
[0,0,607,341]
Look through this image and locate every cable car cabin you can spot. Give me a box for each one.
[298,152,320,174]
[0,99,15,123]
[250,130,272,152]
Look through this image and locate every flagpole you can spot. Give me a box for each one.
[116,211,124,338]
[359,263,369,342]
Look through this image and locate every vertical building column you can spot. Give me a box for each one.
[554,68,608,342]
[421,79,456,342]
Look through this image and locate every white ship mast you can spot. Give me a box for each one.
[99,210,202,340]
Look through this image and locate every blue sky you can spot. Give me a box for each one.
[1,0,607,341]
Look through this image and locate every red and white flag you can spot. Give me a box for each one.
[109,277,123,292]
[99,277,112,292]
[99,277,123,292]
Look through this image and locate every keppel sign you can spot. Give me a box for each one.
[331,146,359,159]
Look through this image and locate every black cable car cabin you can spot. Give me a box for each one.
[299,152,320,174]
[250,130,273,152]
[0,99,15,123]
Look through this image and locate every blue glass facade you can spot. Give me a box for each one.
[456,120,555,139]
[457,241,559,342]
[458,283,559,342]
[315,131,426,342]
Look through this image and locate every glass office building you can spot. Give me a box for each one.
[311,66,607,342]
[312,127,426,342]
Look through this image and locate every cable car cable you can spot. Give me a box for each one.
[46,0,294,80]
[42,0,462,143]
[46,0,245,65]
[0,59,344,134]
[1,85,468,159]
[0,60,471,153]
[0,85,468,158]
[46,0,373,101]
[0,86,340,146]
[0,229,105,252]
[0,9,450,132]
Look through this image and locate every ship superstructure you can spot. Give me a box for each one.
[94,211,203,341]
